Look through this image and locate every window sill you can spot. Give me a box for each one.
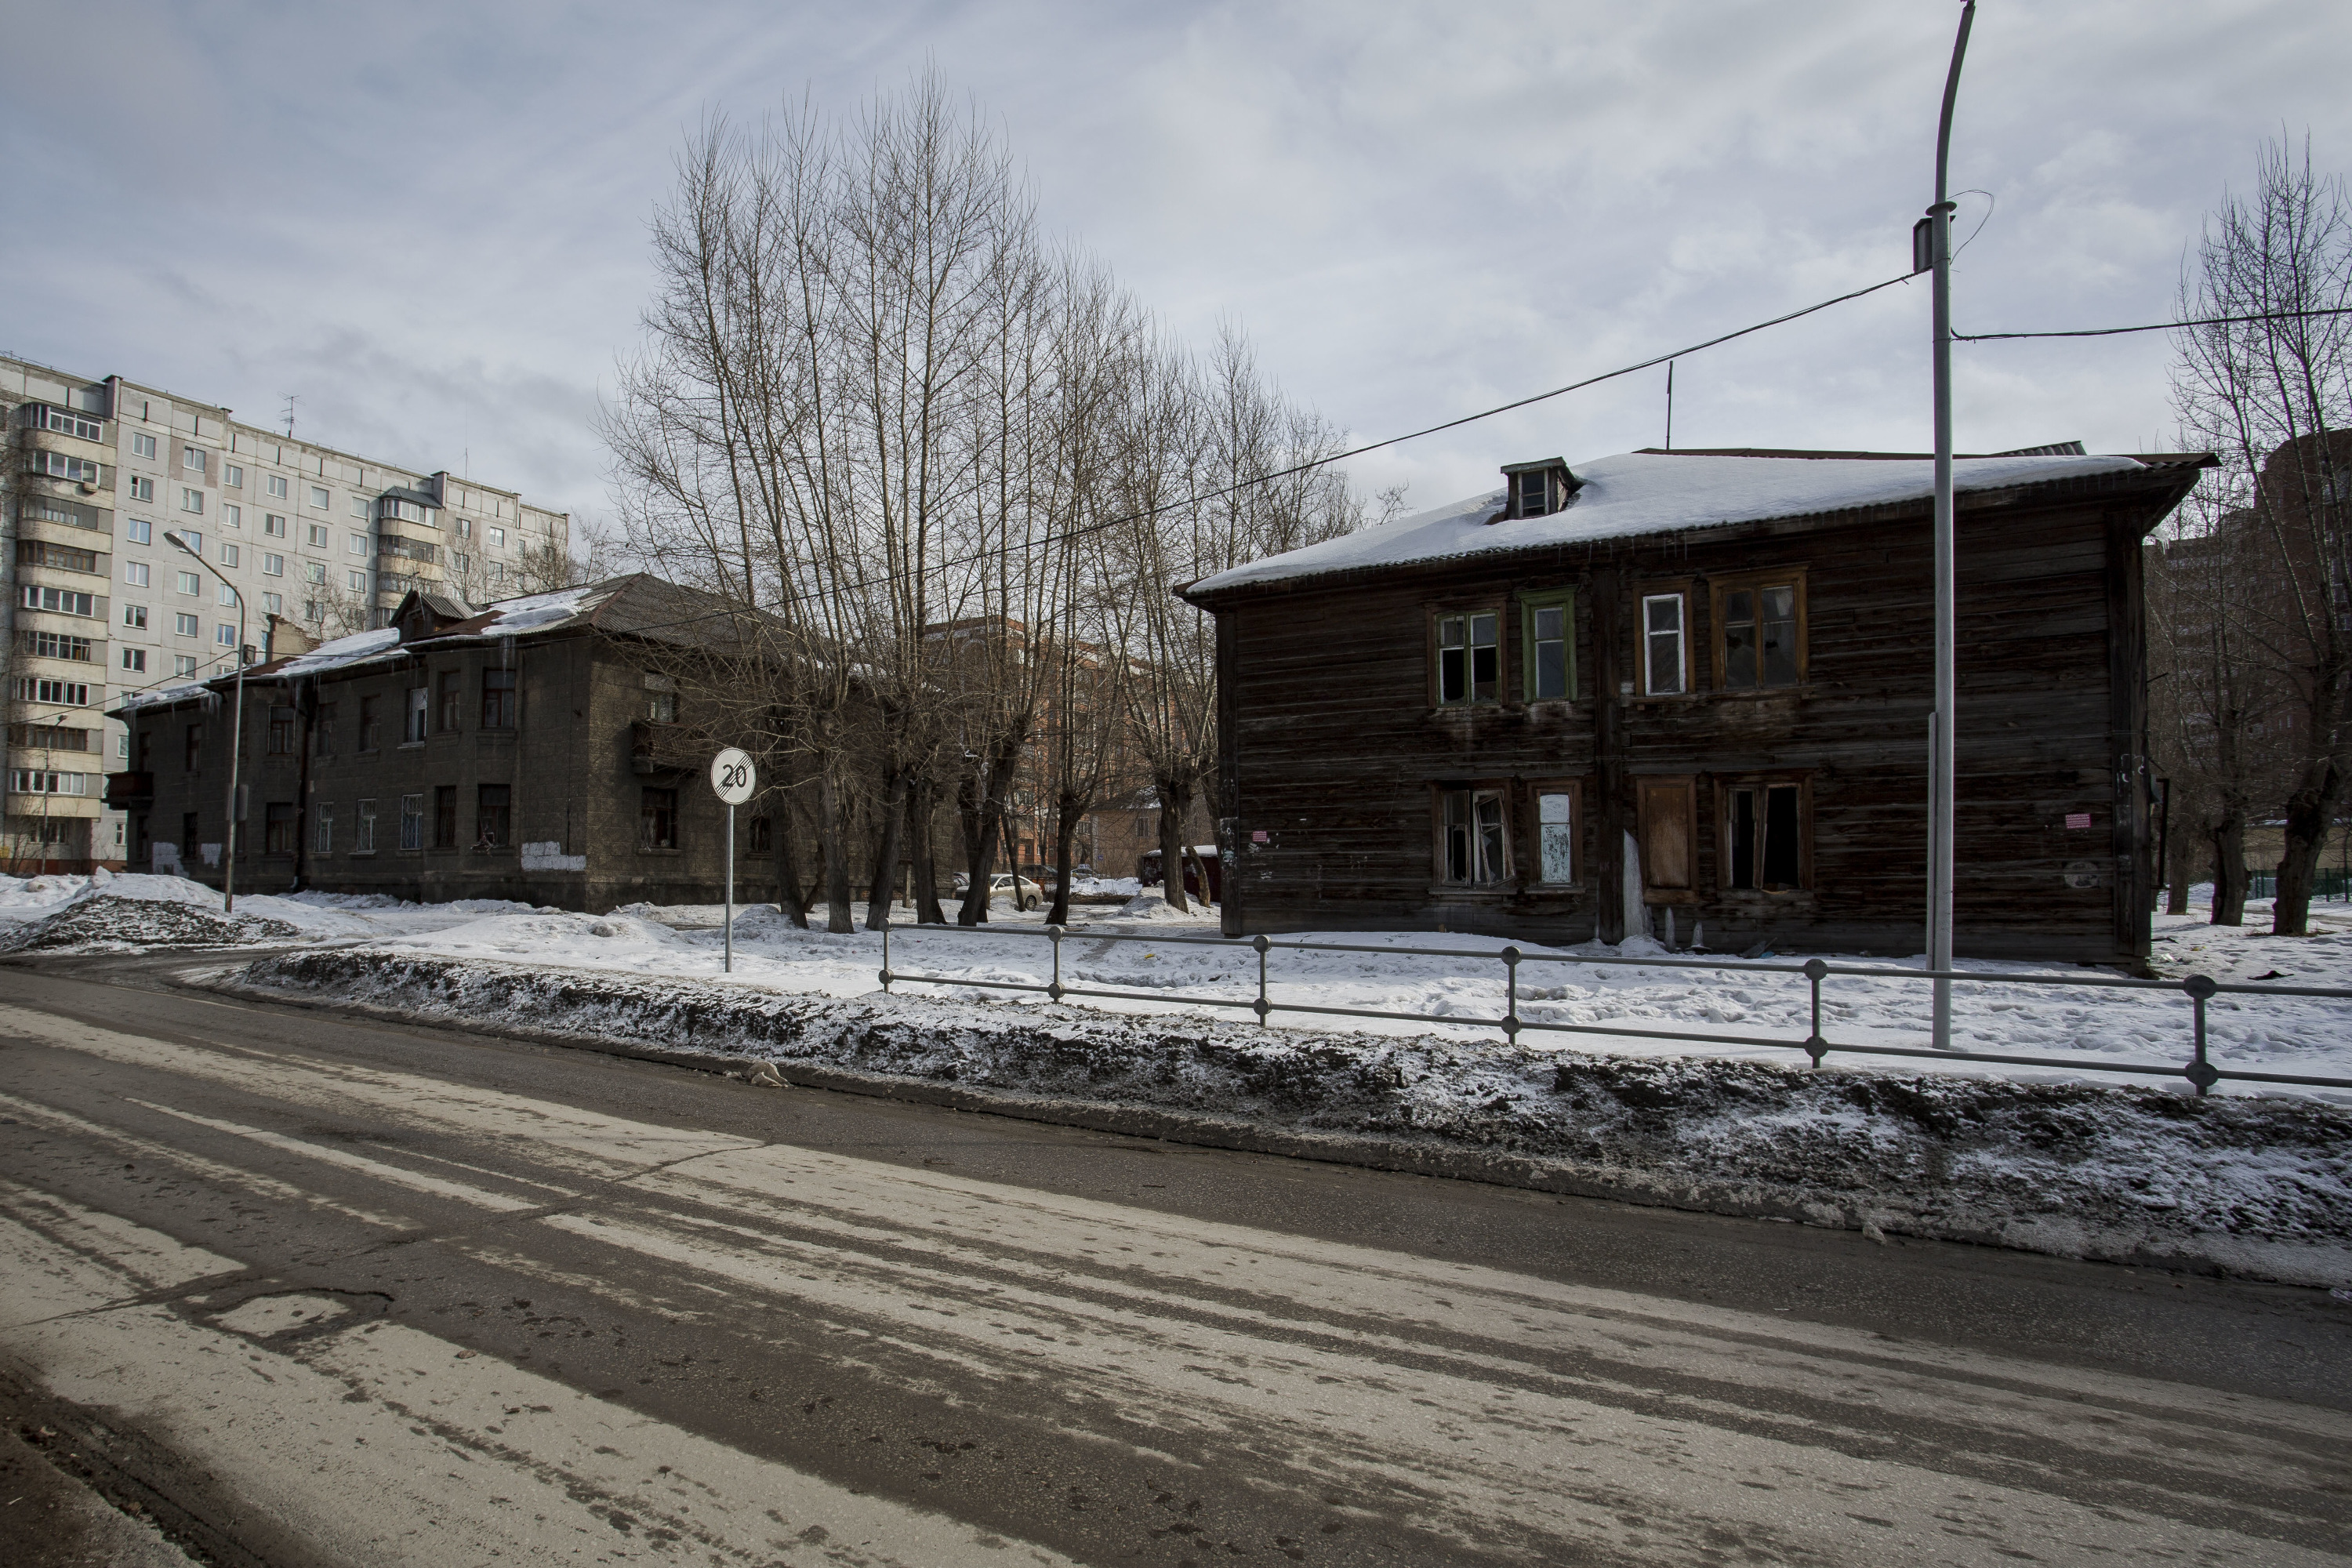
[639,846,682,856]
[1718,888,1816,905]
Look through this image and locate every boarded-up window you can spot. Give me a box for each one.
[1535,788,1576,884]
[1726,781,1808,891]
[1636,777,1695,896]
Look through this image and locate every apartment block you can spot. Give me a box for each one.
[1,353,571,872]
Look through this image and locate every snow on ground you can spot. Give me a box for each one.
[7,870,2346,1096]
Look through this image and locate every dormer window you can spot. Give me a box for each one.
[1500,458,1575,519]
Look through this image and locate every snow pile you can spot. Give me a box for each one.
[3,895,307,953]
[230,947,2352,1286]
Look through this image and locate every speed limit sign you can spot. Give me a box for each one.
[710,747,757,805]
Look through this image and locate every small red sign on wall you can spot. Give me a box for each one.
[2064,812,2092,830]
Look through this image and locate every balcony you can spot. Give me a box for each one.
[630,721,699,776]
[104,771,154,808]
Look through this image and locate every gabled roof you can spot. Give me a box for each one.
[108,574,775,717]
[1184,447,2212,601]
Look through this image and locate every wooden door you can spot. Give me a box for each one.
[1637,776,1696,899]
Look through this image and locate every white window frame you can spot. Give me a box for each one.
[1642,592,1687,697]
[131,432,158,459]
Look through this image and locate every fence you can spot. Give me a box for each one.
[877,920,2352,1096]
[2245,868,2352,902]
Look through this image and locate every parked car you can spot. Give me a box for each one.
[949,871,1045,910]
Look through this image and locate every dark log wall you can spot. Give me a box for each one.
[1213,483,2180,965]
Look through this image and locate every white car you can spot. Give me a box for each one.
[952,871,1043,911]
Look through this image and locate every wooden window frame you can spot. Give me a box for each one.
[1428,604,1503,710]
[1526,777,1584,888]
[1718,773,1815,896]
[1638,583,1695,698]
[1708,568,1809,694]
[1635,775,1700,906]
[1431,782,1511,888]
[1518,588,1577,704]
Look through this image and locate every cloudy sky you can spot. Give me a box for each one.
[4,2,2343,541]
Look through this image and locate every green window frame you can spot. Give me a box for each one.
[1519,590,1576,702]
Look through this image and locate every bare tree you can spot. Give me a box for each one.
[2172,137,2352,935]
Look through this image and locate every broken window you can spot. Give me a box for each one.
[1726,781,1807,892]
[1439,787,1506,884]
[1715,575,1804,690]
[1436,612,1498,706]
[405,686,428,743]
[476,784,510,848]
[1521,590,1573,701]
[641,787,679,849]
[1642,593,1686,695]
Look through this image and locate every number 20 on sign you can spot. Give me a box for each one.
[710,748,757,969]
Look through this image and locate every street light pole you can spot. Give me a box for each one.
[165,531,247,914]
[1927,1,1974,1051]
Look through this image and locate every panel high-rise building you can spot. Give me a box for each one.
[2,353,572,872]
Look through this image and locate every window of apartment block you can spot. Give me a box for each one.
[1533,782,1579,884]
[314,803,334,854]
[184,724,203,771]
[1519,590,1574,702]
[1724,779,1809,893]
[216,624,237,648]
[356,798,376,853]
[19,679,92,706]
[20,631,93,661]
[131,433,158,460]
[264,513,287,537]
[405,686,428,743]
[476,785,510,848]
[183,448,205,473]
[1711,574,1806,691]
[267,474,289,499]
[267,706,296,753]
[358,695,380,751]
[315,702,337,755]
[125,517,154,544]
[433,786,458,848]
[641,787,679,849]
[263,592,281,615]
[223,504,241,529]
[399,793,424,851]
[128,477,155,503]
[350,496,369,519]
[1434,611,1498,706]
[488,525,506,547]
[1636,776,1697,900]
[20,540,99,574]
[20,586,96,617]
[456,517,473,539]
[173,655,197,677]
[488,561,506,586]
[1437,786,1507,884]
[452,551,469,574]
[309,485,330,510]
[481,667,515,729]
[263,554,283,577]
[124,561,151,586]
[642,671,677,723]
[175,571,199,596]
[180,487,204,514]
[224,463,243,488]
[304,561,327,584]
[220,543,238,568]
[264,803,297,856]
[1642,592,1687,696]
[436,670,461,731]
[348,569,368,593]
[123,605,148,630]
[174,613,199,637]
[217,583,237,607]
[347,532,367,556]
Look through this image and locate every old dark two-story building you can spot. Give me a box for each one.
[1181,446,2211,965]
[108,575,768,909]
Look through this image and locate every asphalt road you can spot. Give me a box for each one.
[0,953,2346,1567]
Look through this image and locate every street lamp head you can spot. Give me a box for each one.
[163,529,197,557]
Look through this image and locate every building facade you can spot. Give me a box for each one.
[1,353,570,873]
[1183,446,2211,966]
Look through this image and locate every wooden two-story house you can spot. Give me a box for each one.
[1181,446,2212,965]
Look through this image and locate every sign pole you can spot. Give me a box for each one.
[709,747,757,977]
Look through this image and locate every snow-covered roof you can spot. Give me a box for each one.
[107,575,741,717]
[1186,448,2161,597]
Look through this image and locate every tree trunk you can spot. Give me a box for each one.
[1048,790,1083,926]
[2164,819,2194,916]
[865,765,908,931]
[2209,811,2249,926]
[1156,768,1193,913]
[770,781,810,928]
[956,731,1026,926]
[2271,757,2343,938]
[909,775,946,924]
[818,758,855,934]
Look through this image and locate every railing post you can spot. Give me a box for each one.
[1253,934,1271,1025]
[2183,973,2219,1096]
[879,916,893,994]
[1803,958,1829,1067]
[1501,946,1522,1043]
[1047,924,1065,1002]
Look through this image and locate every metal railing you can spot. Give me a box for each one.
[2245,869,2351,902]
[877,920,2352,1095]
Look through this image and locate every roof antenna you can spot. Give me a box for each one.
[1664,361,1675,451]
[281,394,297,439]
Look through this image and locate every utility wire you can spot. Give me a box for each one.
[1957,303,2352,341]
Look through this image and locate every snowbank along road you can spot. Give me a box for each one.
[0,957,2347,1566]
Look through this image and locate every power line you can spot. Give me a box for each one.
[1956,303,2352,341]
